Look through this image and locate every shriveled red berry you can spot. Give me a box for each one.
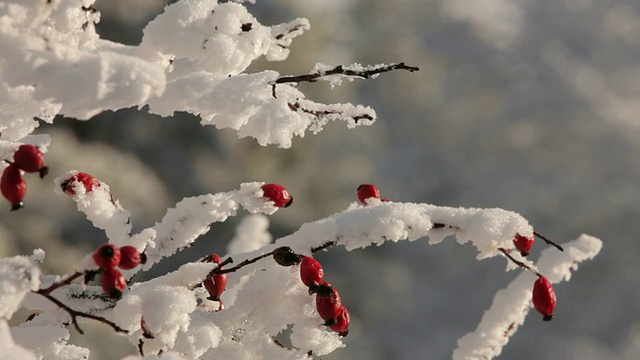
[203,253,228,302]
[118,246,143,270]
[532,276,557,321]
[316,282,343,323]
[514,233,535,257]
[357,184,380,204]
[61,172,100,195]
[92,244,121,269]
[329,306,350,336]
[261,183,293,208]
[13,144,48,178]
[300,256,324,288]
[273,246,302,267]
[101,267,127,299]
[1,164,27,211]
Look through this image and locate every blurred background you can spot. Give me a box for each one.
[4,0,640,358]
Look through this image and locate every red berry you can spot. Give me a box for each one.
[300,256,324,288]
[514,233,535,256]
[357,184,380,204]
[92,244,121,269]
[273,246,302,267]
[329,306,350,336]
[101,267,127,299]
[1,164,26,211]
[118,246,143,270]
[203,253,227,302]
[316,282,343,322]
[61,172,100,195]
[13,144,48,178]
[532,276,557,321]
[261,183,293,208]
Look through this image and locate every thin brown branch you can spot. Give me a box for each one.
[498,248,541,277]
[38,271,84,295]
[534,231,564,252]
[35,291,127,334]
[286,101,374,124]
[274,62,419,85]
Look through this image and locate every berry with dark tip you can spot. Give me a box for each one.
[261,183,293,208]
[300,256,324,288]
[13,144,48,178]
[203,253,228,303]
[61,172,100,195]
[514,233,535,257]
[329,306,350,336]
[101,267,127,299]
[532,276,556,321]
[92,244,121,269]
[316,282,343,323]
[1,164,26,211]
[118,246,144,270]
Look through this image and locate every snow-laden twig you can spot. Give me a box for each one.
[273,62,420,85]
[453,234,602,360]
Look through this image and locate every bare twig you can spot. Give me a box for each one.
[274,62,419,85]
[497,248,541,277]
[534,231,564,252]
[286,101,374,123]
[35,291,127,334]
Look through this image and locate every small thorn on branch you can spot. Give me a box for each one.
[533,231,564,252]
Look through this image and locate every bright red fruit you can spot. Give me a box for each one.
[316,282,343,322]
[13,144,48,178]
[261,183,293,208]
[300,256,324,288]
[101,267,127,299]
[61,172,100,195]
[532,276,557,321]
[357,184,380,204]
[1,164,27,211]
[118,246,144,270]
[92,244,121,269]
[514,233,535,256]
[203,253,228,302]
[329,306,350,336]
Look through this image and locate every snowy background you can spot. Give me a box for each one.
[2,0,638,359]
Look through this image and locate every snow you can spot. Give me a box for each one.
[0,0,605,358]
[0,253,41,319]
[0,320,37,360]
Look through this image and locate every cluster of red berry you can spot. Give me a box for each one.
[1,144,48,210]
[92,244,145,299]
[273,246,350,336]
[202,253,228,311]
[356,184,389,204]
